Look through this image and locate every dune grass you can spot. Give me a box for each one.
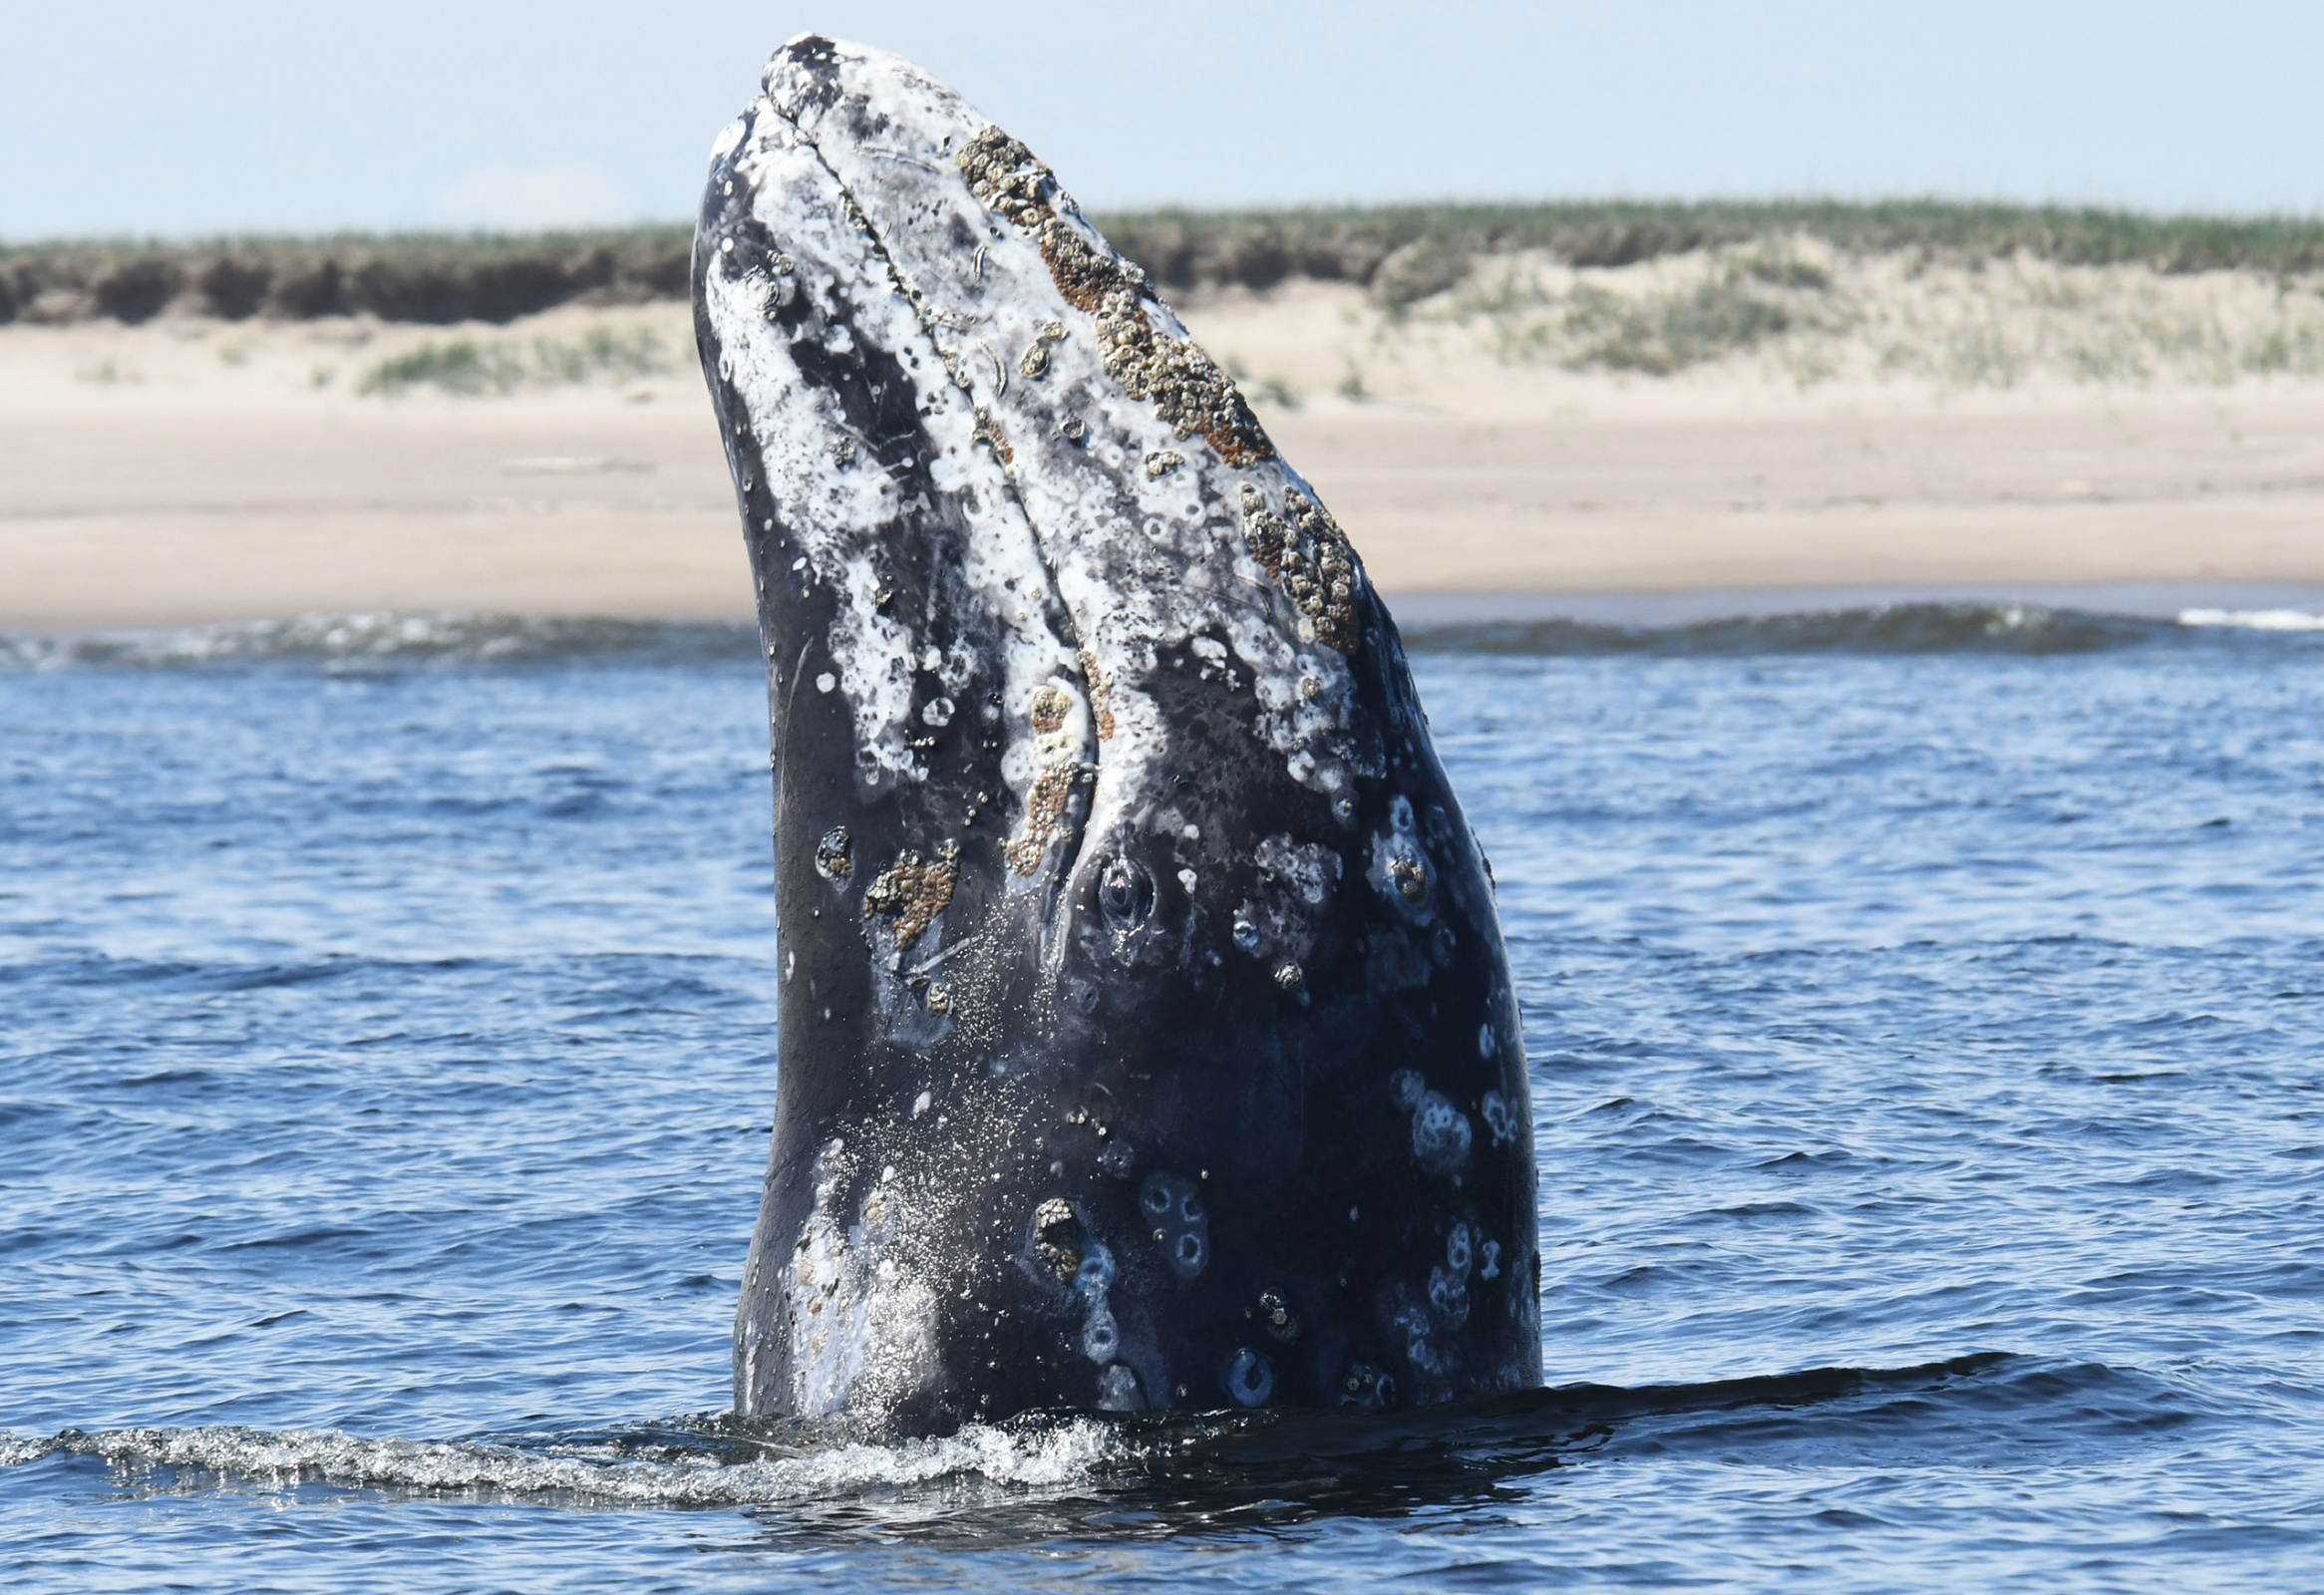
[15,202,2324,391]
[9,202,2324,328]
[0,227,693,326]
[1094,199,2324,303]
[1424,239,2324,386]
[355,325,673,396]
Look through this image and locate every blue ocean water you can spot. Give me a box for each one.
[3,604,2321,1591]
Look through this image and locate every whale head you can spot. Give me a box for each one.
[696,35,1540,1433]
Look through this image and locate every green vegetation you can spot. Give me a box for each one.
[1434,241,2324,387]
[1094,199,2324,303]
[15,202,2324,391]
[356,326,673,396]
[357,339,524,396]
[9,203,2324,327]
[1,226,692,326]
[1550,275,1805,374]
[1440,241,1847,374]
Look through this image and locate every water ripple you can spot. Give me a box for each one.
[5,622,2323,1589]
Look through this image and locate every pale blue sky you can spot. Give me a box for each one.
[4,1,2319,240]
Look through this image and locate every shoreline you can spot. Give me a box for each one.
[1390,580,2324,628]
[7,287,2324,633]
[16,575,2324,646]
[11,583,2321,649]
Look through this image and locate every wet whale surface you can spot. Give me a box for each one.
[694,36,1539,1429]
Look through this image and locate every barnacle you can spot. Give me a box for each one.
[1239,484,1360,653]
[861,845,958,949]
[959,124,1275,468]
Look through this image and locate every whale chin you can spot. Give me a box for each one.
[695,33,1540,1434]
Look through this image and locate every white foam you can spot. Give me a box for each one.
[2177,607,2324,631]
[5,1419,1121,1506]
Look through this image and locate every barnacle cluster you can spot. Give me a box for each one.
[1003,763,1083,875]
[958,125,1275,469]
[1016,317,1066,380]
[1033,219,1124,314]
[956,127,1053,226]
[1239,485,1360,652]
[862,843,959,949]
[1390,856,1427,902]
[1029,683,1072,735]
[1005,684,1094,875]
[1091,288,1272,467]
[1078,649,1115,741]
[971,406,1014,467]
[1032,1198,1083,1281]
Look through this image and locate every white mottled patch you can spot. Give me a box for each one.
[782,1142,938,1421]
[1410,1090,1473,1174]
[1256,833,1341,907]
[709,115,750,164]
[1481,1090,1516,1146]
[1096,1362,1143,1411]
[702,94,1085,818]
[834,552,915,772]
[1367,792,1436,921]
[762,40,1368,832]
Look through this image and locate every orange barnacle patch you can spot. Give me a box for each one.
[971,407,1015,468]
[1003,764,1078,875]
[958,123,1276,469]
[1029,683,1072,736]
[1080,649,1115,741]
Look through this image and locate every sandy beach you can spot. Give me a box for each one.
[6,279,2323,631]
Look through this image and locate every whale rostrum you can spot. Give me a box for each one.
[694,34,1541,1432]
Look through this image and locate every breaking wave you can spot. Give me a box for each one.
[1399,600,2320,656]
[2176,606,2324,632]
[1,1354,2101,1521]
[0,1415,1125,1509]
[0,612,759,672]
[8,602,2320,673]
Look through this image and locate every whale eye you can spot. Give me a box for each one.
[1099,856,1156,928]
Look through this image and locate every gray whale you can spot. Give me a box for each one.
[693,34,1540,1433]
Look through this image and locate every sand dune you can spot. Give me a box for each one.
[5,282,2322,631]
